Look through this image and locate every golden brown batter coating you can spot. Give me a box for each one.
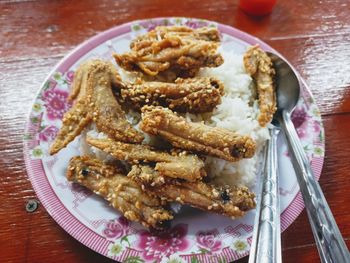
[130,26,220,50]
[128,165,256,219]
[50,60,143,155]
[50,61,96,155]
[66,156,173,229]
[49,101,92,155]
[243,45,276,126]
[114,26,224,77]
[86,136,206,182]
[118,76,224,113]
[68,60,97,102]
[86,61,144,143]
[140,106,256,162]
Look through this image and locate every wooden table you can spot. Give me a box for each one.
[1,0,349,262]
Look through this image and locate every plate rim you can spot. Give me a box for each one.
[23,16,325,262]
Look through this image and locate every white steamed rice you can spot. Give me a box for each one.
[196,49,269,187]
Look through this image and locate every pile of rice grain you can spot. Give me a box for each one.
[197,49,269,187]
[82,49,270,189]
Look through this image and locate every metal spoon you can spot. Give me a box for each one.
[268,52,350,263]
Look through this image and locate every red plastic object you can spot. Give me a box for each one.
[239,0,277,16]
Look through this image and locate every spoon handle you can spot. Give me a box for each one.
[281,110,350,263]
[249,127,281,263]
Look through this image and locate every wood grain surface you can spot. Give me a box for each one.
[1,0,349,262]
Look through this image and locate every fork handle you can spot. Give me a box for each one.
[281,110,350,263]
[249,127,281,263]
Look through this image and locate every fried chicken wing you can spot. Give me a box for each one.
[243,45,276,126]
[118,76,224,113]
[68,60,97,102]
[128,165,256,218]
[49,100,92,155]
[50,60,143,155]
[50,61,97,155]
[87,61,144,143]
[114,26,224,77]
[66,156,173,229]
[130,26,220,51]
[86,136,206,182]
[140,106,256,162]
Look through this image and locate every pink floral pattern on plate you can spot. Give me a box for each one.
[39,125,59,142]
[196,229,222,254]
[291,105,310,139]
[42,89,71,120]
[137,224,189,261]
[64,70,74,84]
[103,217,130,240]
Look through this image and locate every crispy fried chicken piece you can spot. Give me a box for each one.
[66,156,173,229]
[118,76,224,113]
[68,60,97,102]
[243,45,276,126]
[140,106,256,162]
[49,60,144,155]
[50,101,92,155]
[87,61,144,143]
[114,26,224,77]
[50,61,96,155]
[128,165,256,218]
[130,26,220,51]
[86,136,206,182]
